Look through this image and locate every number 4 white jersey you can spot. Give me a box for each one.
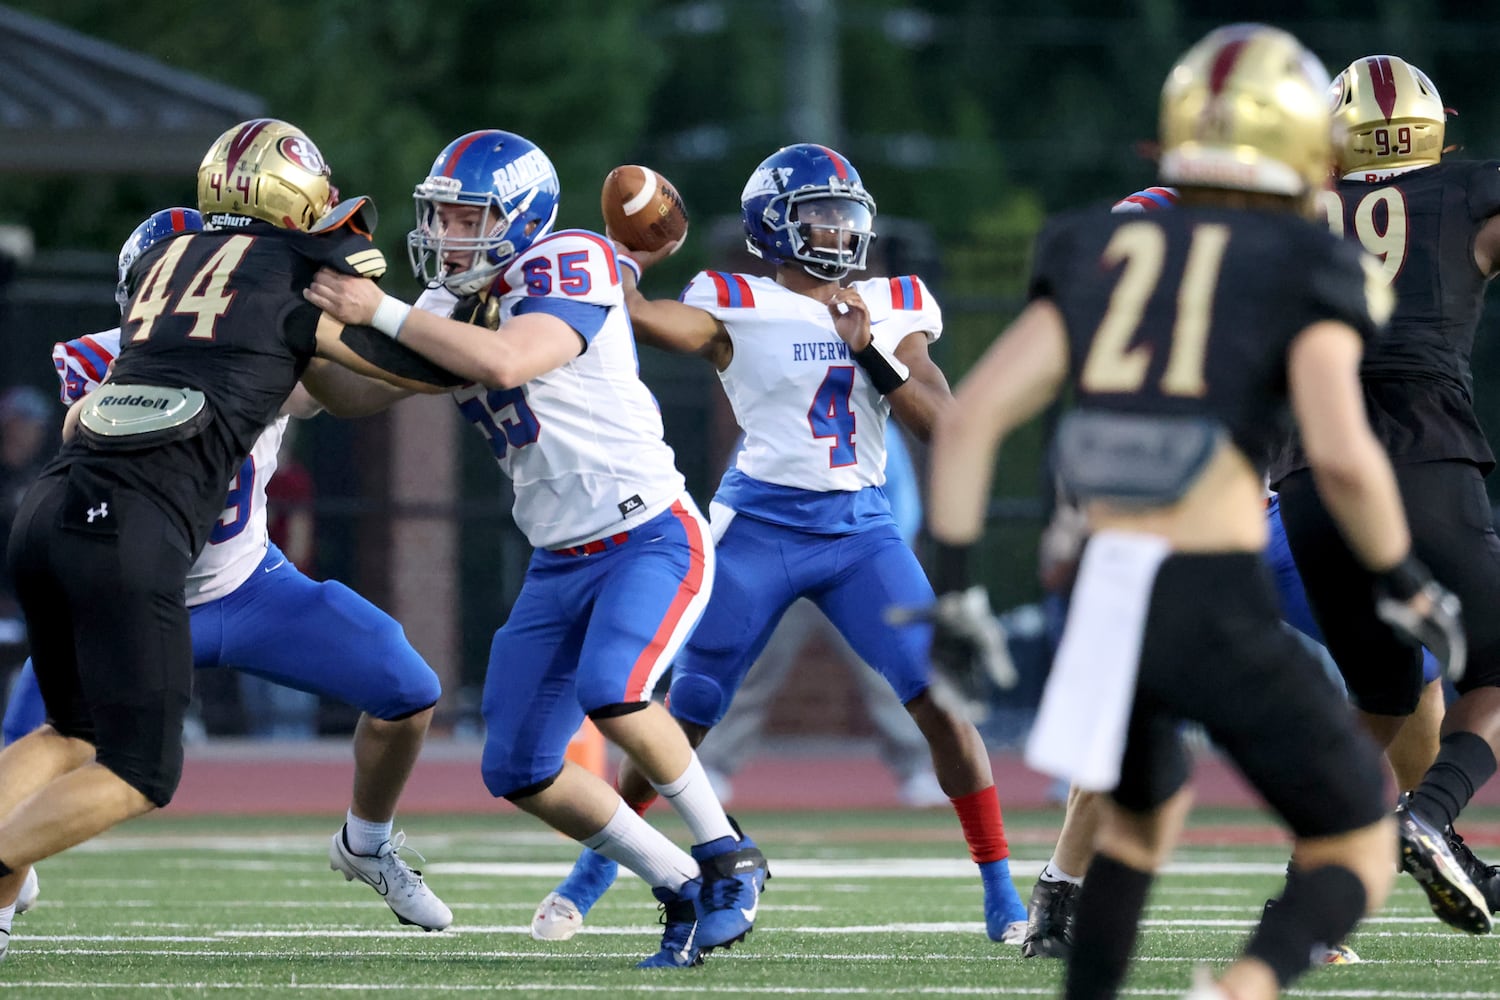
[682,271,941,493]
[415,229,686,551]
[53,328,283,606]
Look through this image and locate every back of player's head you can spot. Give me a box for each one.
[197,119,334,232]
[1158,24,1333,204]
[407,130,560,296]
[741,143,876,281]
[116,207,204,312]
[1330,55,1446,175]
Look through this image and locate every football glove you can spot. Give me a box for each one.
[1374,557,1466,683]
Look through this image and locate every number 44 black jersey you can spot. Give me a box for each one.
[1030,204,1388,474]
[44,222,385,556]
[1316,160,1500,475]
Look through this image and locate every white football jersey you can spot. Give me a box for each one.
[682,271,942,493]
[415,229,686,550]
[53,329,283,606]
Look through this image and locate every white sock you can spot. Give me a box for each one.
[651,752,737,845]
[1040,859,1084,885]
[344,810,394,856]
[583,800,699,891]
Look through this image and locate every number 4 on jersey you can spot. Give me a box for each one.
[809,365,857,467]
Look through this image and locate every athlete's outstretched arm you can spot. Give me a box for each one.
[306,270,582,389]
[617,256,731,366]
[298,358,417,418]
[927,299,1069,545]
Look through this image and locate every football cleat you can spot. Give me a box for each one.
[1446,825,1500,914]
[690,830,768,951]
[1396,798,1491,934]
[636,881,703,969]
[982,859,1029,942]
[1179,967,1232,999]
[14,867,38,916]
[1022,877,1080,958]
[1318,942,1361,964]
[530,891,583,942]
[329,828,452,932]
[532,848,619,941]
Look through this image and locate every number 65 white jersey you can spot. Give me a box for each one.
[415,229,686,551]
[682,271,941,494]
[52,328,284,606]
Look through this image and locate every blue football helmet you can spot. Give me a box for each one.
[116,207,204,311]
[407,130,561,295]
[741,143,876,280]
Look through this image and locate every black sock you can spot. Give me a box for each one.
[1410,732,1497,829]
[1065,854,1153,1000]
[1246,864,1366,987]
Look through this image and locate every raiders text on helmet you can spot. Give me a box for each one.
[407,130,561,296]
[1159,24,1334,198]
[197,119,334,232]
[1330,55,1446,174]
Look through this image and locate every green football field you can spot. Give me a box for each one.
[5,808,1498,998]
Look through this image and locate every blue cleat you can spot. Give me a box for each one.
[531,847,619,942]
[636,881,702,968]
[980,857,1028,943]
[689,829,768,951]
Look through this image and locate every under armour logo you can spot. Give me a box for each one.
[86,503,109,523]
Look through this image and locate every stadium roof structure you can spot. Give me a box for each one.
[0,4,264,174]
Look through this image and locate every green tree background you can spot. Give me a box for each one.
[4,0,1499,617]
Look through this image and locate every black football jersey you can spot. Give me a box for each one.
[46,222,386,554]
[1030,204,1384,474]
[1328,160,1500,471]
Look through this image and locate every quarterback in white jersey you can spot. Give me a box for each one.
[552,143,1030,944]
[304,129,767,968]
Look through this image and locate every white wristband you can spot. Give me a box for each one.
[370,294,412,340]
[616,255,642,283]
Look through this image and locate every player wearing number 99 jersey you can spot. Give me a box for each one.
[1270,55,1500,919]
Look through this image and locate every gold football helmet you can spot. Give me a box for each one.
[1330,56,1445,174]
[1159,24,1333,198]
[197,119,333,231]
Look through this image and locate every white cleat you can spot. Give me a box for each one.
[329,828,452,931]
[1317,942,1360,965]
[999,918,1028,944]
[531,890,584,942]
[1180,967,1232,999]
[14,868,38,915]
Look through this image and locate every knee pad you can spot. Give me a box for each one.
[95,745,183,808]
[667,672,729,727]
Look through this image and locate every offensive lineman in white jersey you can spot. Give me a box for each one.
[543,143,1030,943]
[303,129,768,969]
[3,207,452,933]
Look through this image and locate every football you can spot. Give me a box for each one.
[601,165,688,254]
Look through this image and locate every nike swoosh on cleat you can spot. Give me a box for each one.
[739,900,758,922]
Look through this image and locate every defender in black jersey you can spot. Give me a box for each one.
[923,26,1475,1000]
[0,119,456,948]
[1269,55,1500,919]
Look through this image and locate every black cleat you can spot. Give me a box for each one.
[1397,798,1492,935]
[1446,825,1500,915]
[1022,877,1079,959]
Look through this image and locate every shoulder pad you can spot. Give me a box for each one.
[686,270,758,309]
[310,196,378,239]
[288,228,387,279]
